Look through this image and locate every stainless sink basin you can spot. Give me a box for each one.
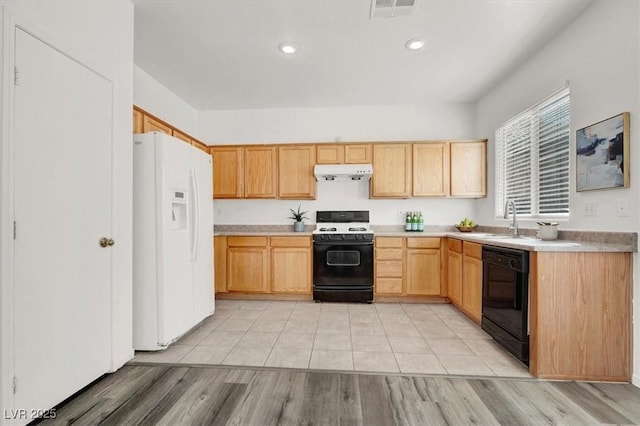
[476,234,535,240]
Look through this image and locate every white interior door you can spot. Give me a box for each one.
[13,28,112,412]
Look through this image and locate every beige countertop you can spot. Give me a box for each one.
[213,225,636,253]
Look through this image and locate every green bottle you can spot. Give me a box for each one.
[411,211,418,231]
[405,212,411,231]
[418,212,424,232]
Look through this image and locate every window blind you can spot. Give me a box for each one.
[495,87,570,218]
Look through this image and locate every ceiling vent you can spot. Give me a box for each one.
[370,0,416,19]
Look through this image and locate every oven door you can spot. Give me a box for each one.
[313,241,373,287]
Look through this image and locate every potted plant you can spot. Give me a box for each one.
[288,205,309,232]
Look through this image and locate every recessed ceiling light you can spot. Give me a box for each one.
[279,42,299,54]
[405,38,425,50]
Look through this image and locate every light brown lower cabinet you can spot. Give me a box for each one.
[216,235,312,295]
[214,236,227,294]
[406,237,442,296]
[375,237,443,297]
[460,242,482,323]
[270,236,311,293]
[374,237,404,295]
[446,239,482,323]
[446,239,463,306]
[226,237,269,292]
[529,251,631,382]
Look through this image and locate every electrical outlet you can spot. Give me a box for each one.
[584,200,597,216]
[617,199,629,217]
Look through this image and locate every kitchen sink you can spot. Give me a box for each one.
[467,233,581,247]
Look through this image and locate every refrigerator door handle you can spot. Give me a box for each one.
[190,169,200,261]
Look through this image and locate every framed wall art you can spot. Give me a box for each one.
[576,112,629,191]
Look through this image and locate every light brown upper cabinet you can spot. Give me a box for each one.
[245,146,277,198]
[450,141,486,197]
[316,144,344,164]
[371,143,412,198]
[133,109,143,133]
[316,144,371,164]
[345,144,371,164]
[142,115,172,135]
[172,129,192,144]
[278,145,316,199]
[191,139,209,153]
[209,146,244,199]
[413,143,450,197]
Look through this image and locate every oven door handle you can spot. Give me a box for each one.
[313,240,373,246]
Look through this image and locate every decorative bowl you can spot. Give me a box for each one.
[455,225,477,233]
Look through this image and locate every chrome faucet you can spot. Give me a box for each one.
[504,199,518,236]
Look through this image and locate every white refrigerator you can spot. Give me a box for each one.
[133,132,214,350]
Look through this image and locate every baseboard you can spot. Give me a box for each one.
[633,373,640,388]
[110,350,135,372]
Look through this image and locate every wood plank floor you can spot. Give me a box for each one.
[42,364,640,425]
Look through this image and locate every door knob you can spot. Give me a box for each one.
[100,237,115,248]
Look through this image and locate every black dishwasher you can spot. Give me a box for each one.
[481,245,529,365]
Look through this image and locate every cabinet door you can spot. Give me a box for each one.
[345,144,371,164]
[413,143,450,197]
[192,139,209,153]
[210,146,244,198]
[245,146,277,198]
[316,144,344,164]
[172,129,192,144]
[271,247,311,293]
[133,108,143,133]
[447,250,462,306]
[375,237,404,295]
[214,236,227,293]
[450,141,486,197]
[278,145,316,199]
[142,115,172,134]
[406,249,441,295]
[227,247,268,292]
[462,256,483,323]
[371,144,412,198]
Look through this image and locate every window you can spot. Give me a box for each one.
[495,87,570,218]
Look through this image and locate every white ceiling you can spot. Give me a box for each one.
[133,0,595,111]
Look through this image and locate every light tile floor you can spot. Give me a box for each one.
[132,300,530,378]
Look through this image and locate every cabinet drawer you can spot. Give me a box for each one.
[376,261,403,277]
[375,237,403,248]
[270,236,311,248]
[406,237,440,249]
[375,278,403,294]
[375,248,403,261]
[227,236,268,247]
[448,238,462,253]
[463,241,482,259]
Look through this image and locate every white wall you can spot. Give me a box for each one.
[214,182,476,226]
[134,65,199,137]
[475,0,639,385]
[201,103,481,226]
[476,0,638,232]
[199,103,476,144]
[0,0,134,412]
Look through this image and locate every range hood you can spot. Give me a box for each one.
[314,164,373,181]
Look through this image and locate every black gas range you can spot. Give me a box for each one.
[312,211,374,303]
